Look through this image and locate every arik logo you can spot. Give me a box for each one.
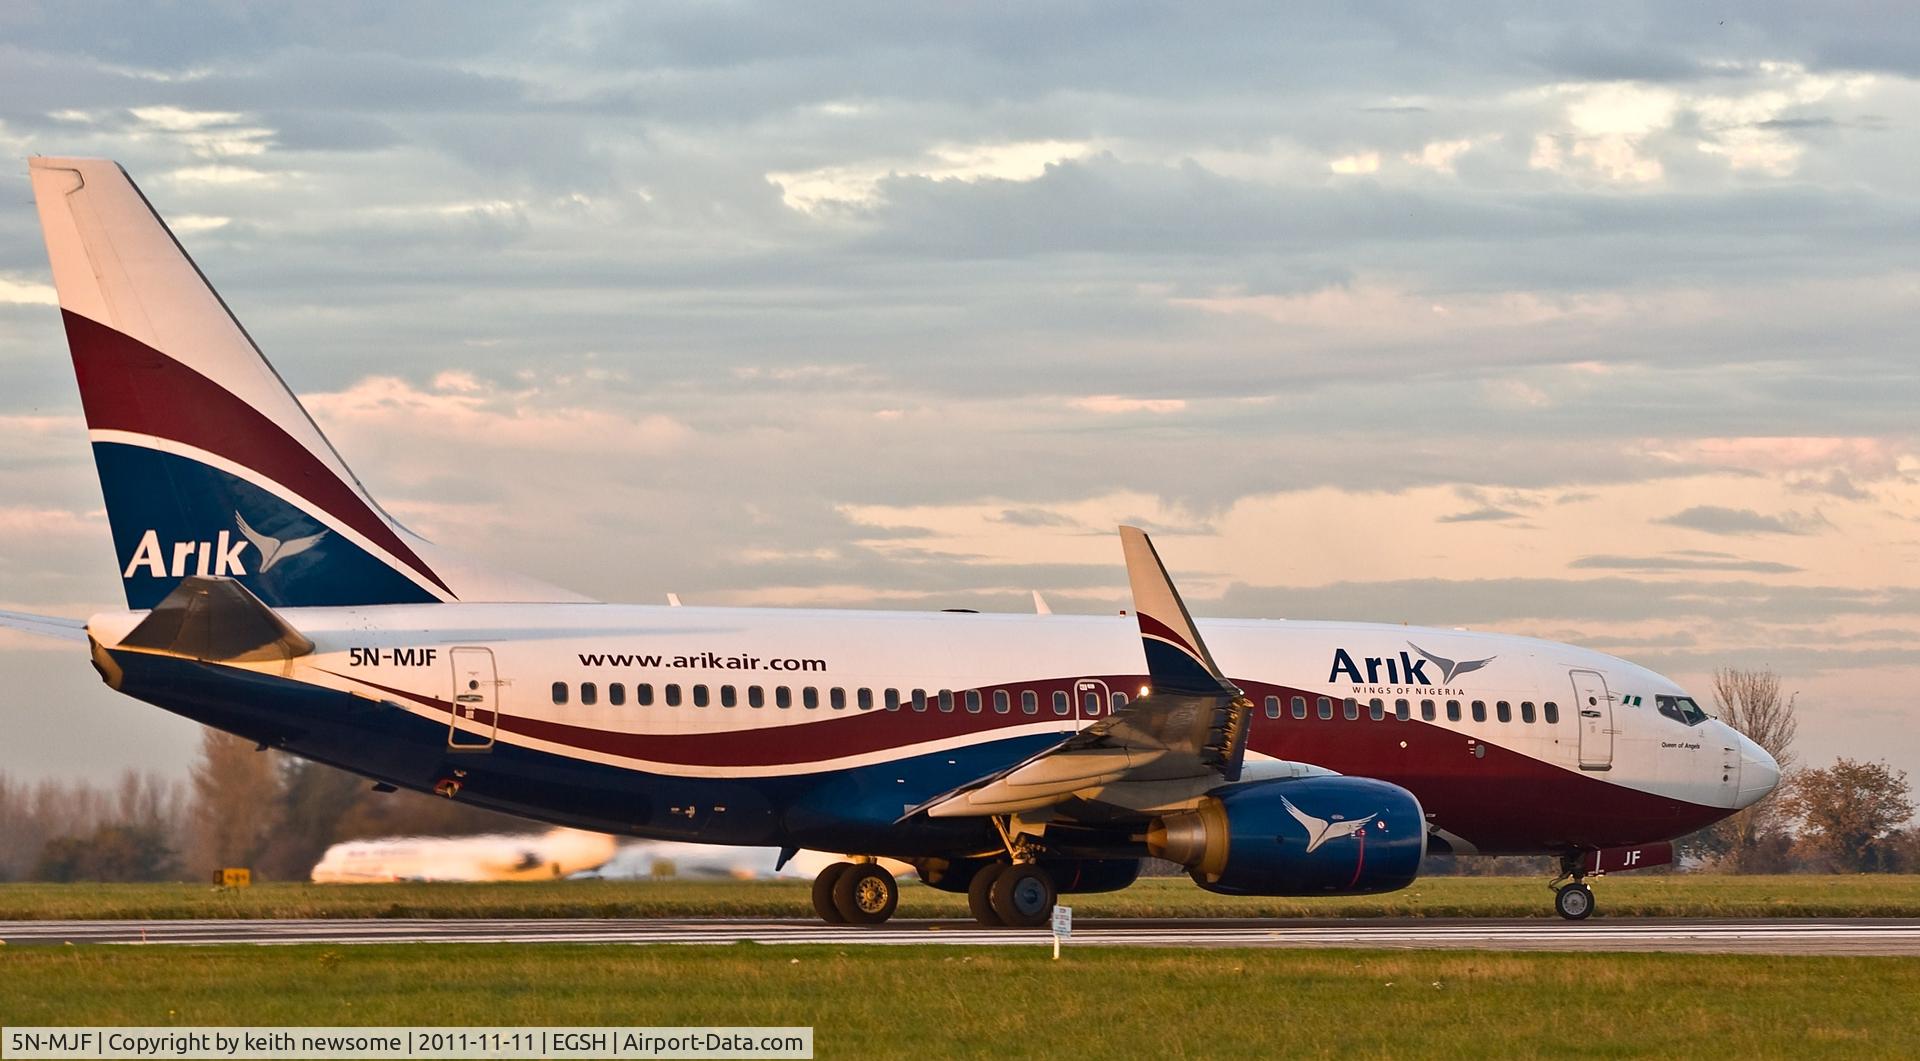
[122,511,329,579]
[1328,642,1497,686]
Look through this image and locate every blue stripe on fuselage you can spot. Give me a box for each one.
[107,648,1054,856]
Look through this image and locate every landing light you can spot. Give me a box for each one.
[1138,685,1151,697]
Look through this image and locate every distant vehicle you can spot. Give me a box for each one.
[3,159,1779,928]
[311,828,617,883]
[583,843,912,882]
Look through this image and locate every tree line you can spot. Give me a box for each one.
[0,730,527,882]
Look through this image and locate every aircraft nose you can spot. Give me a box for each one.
[1735,733,1780,809]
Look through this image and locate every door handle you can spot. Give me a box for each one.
[1580,709,1602,718]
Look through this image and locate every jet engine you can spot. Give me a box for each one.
[1147,776,1425,896]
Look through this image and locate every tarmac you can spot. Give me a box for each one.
[5,917,1920,954]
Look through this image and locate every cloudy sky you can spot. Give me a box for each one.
[1,3,1917,791]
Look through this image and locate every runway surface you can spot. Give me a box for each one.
[5,917,1920,954]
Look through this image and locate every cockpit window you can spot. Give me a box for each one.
[1656,695,1709,726]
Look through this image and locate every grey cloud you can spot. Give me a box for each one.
[1569,554,1802,574]
[993,508,1081,528]
[1658,505,1830,536]
[1437,506,1522,524]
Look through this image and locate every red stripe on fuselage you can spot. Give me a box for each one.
[63,310,453,597]
[333,670,1727,852]
[337,673,1079,768]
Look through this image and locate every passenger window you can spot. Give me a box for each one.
[1343,697,1359,721]
[776,686,792,709]
[721,685,737,708]
[1496,700,1512,723]
[1292,695,1307,719]
[831,687,847,710]
[580,682,598,707]
[638,683,654,706]
[1317,696,1333,720]
[609,683,626,707]
[1083,690,1100,713]
[912,689,928,712]
[1521,700,1536,724]
[994,690,1011,714]
[1369,698,1385,721]
[1544,701,1560,724]
[551,681,568,706]
[858,688,874,711]
[1021,690,1038,715]
[748,686,764,709]
[938,690,954,713]
[1471,700,1486,723]
[804,687,820,709]
[965,690,982,714]
[1111,691,1128,711]
[1265,695,1281,720]
[1421,698,1436,721]
[665,684,682,707]
[1052,691,1070,716]
[1395,698,1411,721]
[885,689,900,711]
[1446,699,1461,722]
[692,685,709,708]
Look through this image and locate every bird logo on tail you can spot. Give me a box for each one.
[235,512,328,572]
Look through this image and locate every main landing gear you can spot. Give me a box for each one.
[966,862,1057,929]
[1550,852,1596,921]
[812,861,900,925]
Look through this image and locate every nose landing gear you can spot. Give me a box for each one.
[1550,852,1596,921]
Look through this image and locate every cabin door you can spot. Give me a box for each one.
[448,646,499,750]
[1570,669,1612,771]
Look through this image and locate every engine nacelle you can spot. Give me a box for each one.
[1147,776,1426,896]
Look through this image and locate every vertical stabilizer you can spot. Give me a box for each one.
[29,157,584,608]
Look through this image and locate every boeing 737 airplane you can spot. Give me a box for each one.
[1,158,1779,926]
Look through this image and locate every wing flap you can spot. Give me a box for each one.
[904,526,1252,823]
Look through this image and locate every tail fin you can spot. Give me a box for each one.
[29,157,582,609]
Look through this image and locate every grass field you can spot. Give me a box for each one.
[3,943,1917,1057]
[2,874,1919,921]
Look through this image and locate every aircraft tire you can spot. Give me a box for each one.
[968,863,1005,926]
[1555,882,1595,921]
[989,863,1056,929]
[832,863,900,925]
[812,862,853,923]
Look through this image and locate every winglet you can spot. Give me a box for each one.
[1120,526,1236,696]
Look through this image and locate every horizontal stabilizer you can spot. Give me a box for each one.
[0,610,88,643]
[116,576,314,663]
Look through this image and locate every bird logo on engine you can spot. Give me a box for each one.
[1279,795,1379,853]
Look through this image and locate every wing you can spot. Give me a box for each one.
[0,609,88,643]
[903,526,1253,821]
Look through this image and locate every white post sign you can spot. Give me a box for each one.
[1051,904,1072,959]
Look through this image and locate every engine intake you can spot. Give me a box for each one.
[1148,775,1426,896]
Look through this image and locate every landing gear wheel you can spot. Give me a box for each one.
[1555,882,1595,921]
[812,861,853,924]
[989,863,1056,929]
[968,863,1005,926]
[832,863,900,925]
